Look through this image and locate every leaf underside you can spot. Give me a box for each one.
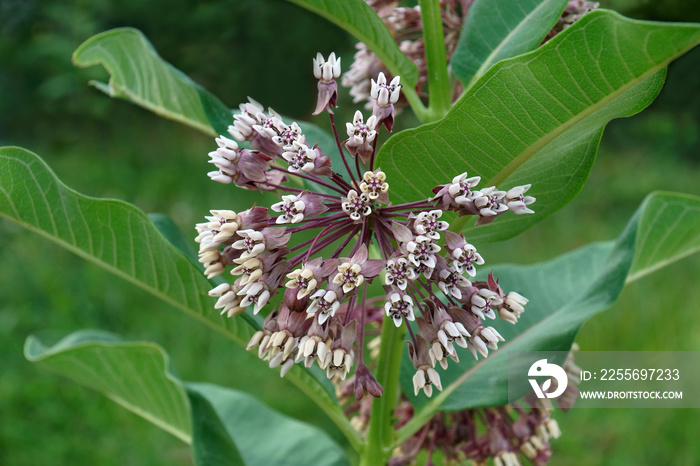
[377,10,700,243]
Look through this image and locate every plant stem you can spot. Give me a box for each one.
[402,85,430,122]
[419,0,451,121]
[361,319,406,465]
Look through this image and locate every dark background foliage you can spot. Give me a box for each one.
[0,0,698,464]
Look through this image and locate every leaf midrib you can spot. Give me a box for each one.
[486,57,674,187]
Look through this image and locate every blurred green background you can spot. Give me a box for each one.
[1,0,698,464]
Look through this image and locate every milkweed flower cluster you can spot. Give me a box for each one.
[195,53,535,401]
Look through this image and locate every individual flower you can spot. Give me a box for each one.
[437,265,471,300]
[270,194,306,224]
[307,288,342,325]
[370,72,401,131]
[410,209,449,240]
[341,189,372,222]
[408,336,443,397]
[313,52,341,115]
[501,291,529,324]
[324,321,356,380]
[272,121,305,149]
[208,282,245,317]
[445,231,484,277]
[296,318,332,369]
[385,256,416,290]
[332,245,383,293]
[505,184,536,215]
[285,257,338,299]
[470,288,502,320]
[282,141,317,173]
[237,280,272,314]
[384,292,415,327]
[406,235,441,269]
[228,98,283,154]
[344,110,378,163]
[359,169,389,202]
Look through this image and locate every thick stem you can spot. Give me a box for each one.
[419,0,451,121]
[402,85,430,123]
[361,318,406,465]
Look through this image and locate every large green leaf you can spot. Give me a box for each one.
[0,146,360,450]
[73,28,232,136]
[25,332,349,466]
[285,0,419,87]
[451,0,568,87]
[0,146,255,345]
[377,11,700,243]
[395,191,700,444]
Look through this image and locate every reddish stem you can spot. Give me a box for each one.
[329,113,359,188]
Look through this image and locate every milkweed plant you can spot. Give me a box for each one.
[4,0,700,465]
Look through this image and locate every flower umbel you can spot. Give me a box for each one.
[195,53,535,413]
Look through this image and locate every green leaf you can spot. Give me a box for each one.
[627,192,700,282]
[396,191,700,443]
[0,146,256,346]
[188,383,350,466]
[377,11,700,243]
[24,330,192,443]
[73,28,232,136]
[189,389,246,466]
[25,332,349,466]
[285,0,418,87]
[451,0,568,87]
[0,146,361,450]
